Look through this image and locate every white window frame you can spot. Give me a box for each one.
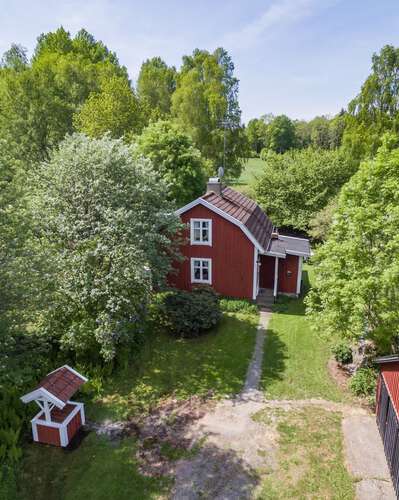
[190,218,212,246]
[191,258,212,284]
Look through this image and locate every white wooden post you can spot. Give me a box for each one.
[273,257,279,298]
[296,256,303,295]
[252,247,259,300]
[43,400,51,422]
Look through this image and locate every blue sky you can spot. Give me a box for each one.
[1,0,398,123]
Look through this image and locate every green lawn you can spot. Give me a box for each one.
[88,309,258,422]
[20,434,170,500]
[261,266,348,402]
[228,157,266,194]
[19,308,259,500]
[256,406,354,499]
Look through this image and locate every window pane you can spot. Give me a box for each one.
[194,260,201,267]
[202,228,208,241]
[194,228,201,241]
[202,261,208,268]
[194,268,201,279]
[194,221,201,229]
[202,268,209,280]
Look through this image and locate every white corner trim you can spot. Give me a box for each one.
[190,257,212,284]
[273,257,279,297]
[296,256,303,295]
[60,425,68,447]
[252,247,258,300]
[190,218,212,246]
[176,198,264,252]
[32,421,39,442]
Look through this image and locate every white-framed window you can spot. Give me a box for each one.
[190,219,212,246]
[191,258,212,284]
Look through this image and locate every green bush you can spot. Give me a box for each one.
[220,297,258,315]
[332,341,353,364]
[349,368,377,397]
[152,287,222,338]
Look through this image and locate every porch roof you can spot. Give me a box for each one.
[267,234,311,258]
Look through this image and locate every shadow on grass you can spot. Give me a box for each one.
[19,433,171,500]
[262,328,288,386]
[173,443,259,499]
[87,312,258,421]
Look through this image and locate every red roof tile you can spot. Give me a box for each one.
[37,366,86,403]
[202,187,274,250]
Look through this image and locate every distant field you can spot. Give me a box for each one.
[228,157,266,194]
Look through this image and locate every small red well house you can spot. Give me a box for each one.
[21,365,87,447]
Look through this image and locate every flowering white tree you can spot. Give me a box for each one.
[31,134,182,362]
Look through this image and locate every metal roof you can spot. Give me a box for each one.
[202,187,274,251]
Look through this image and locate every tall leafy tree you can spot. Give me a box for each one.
[246,118,268,155]
[29,134,182,362]
[255,148,355,231]
[74,76,142,138]
[0,27,127,166]
[137,57,176,122]
[307,138,399,351]
[263,115,296,154]
[172,48,248,177]
[135,120,206,206]
[343,45,399,160]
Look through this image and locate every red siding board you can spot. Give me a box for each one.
[171,205,254,299]
[278,255,299,294]
[36,424,61,446]
[67,411,82,442]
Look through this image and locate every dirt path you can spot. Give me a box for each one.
[170,308,396,499]
[240,310,271,400]
[343,415,395,499]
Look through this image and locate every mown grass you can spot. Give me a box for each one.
[19,308,259,500]
[261,266,348,402]
[256,407,355,499]
[88,310,259,422]
[228,157,266,195]
[20,434,170,500]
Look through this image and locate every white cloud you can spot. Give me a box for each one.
[220,0,333,51]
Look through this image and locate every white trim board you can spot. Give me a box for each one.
[21,387,66,409]
[252,247,258,300]
[176,198,264,252]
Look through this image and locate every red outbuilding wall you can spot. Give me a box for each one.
[278,255,299,294]
[36,424,61,446]
[171,205,255,299]
[67,410,82,442]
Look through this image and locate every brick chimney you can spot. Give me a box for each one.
[206,177,223,196]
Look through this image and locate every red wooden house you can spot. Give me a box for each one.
[20,365,87,447]
[171,178,311,301]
